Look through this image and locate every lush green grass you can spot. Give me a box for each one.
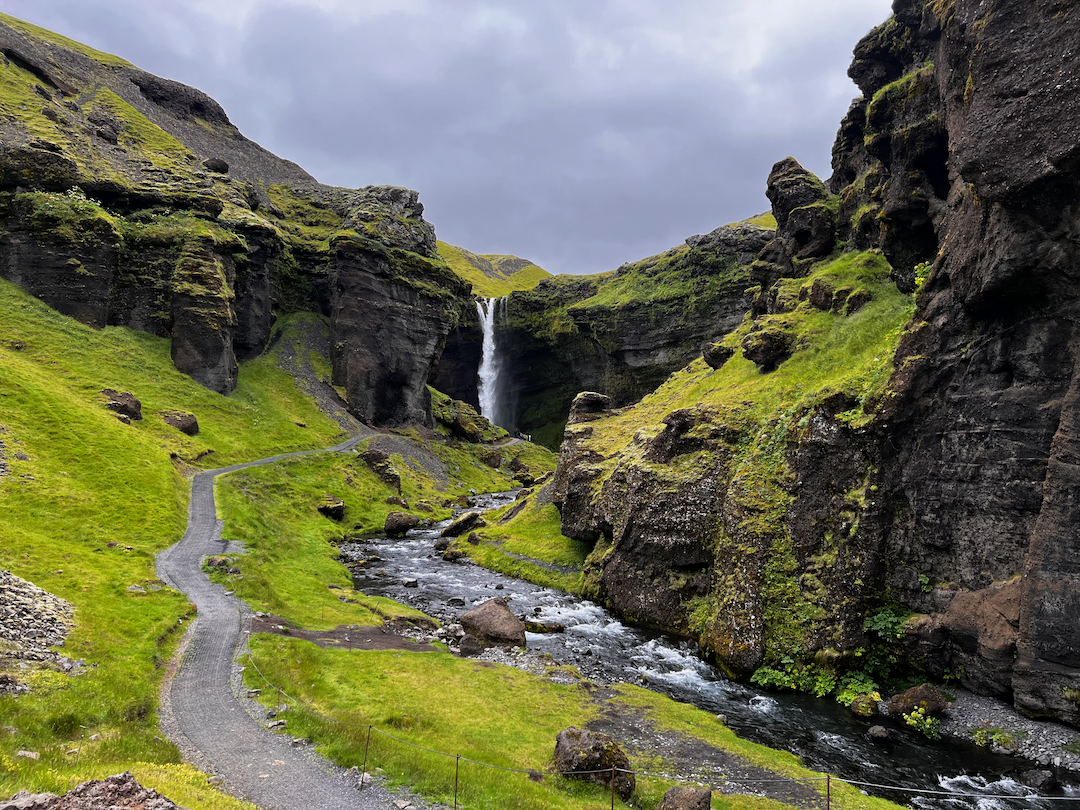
[0,12,133,68]
[0,279,344,793]
[244,635,901,810]
[214,454,432,631]
[437,241,550,297]
[727,211,778,230]
[464,492,588,592]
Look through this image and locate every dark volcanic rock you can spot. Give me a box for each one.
[317,495,345,521]
[441,511,485,538]
[459,598,525,649]
[384,511,420,537]
[162,411,198,435]
[328,231,467,426]
[701,342,734,370]
[553,727,634,802]
[886,683,950,719]
[101,389,142,420]
[567,391,611,424]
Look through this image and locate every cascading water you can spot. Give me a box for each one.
[476,297,504,427]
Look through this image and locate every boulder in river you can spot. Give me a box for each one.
[460,598,525,649]
[384,511,420,537]
[441,511,485,537]
[553,727,634,801]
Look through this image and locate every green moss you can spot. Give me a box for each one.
[728,211,778,230]
[20,189,117,245]
[86,88,196,170]
[0,13,133,68]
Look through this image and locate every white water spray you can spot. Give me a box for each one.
[476,297,503,426]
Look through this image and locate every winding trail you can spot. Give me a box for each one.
[155,434,408,810]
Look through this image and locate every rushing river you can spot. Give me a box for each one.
[347,491,1076,809]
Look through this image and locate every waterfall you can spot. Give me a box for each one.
[476,297,503,427]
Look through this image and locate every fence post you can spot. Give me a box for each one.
[360,726,372,791]
[454,754,460,810]
[610,766,616,810]
[826,774,831,810]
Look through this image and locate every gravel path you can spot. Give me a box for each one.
[155,436,421,810]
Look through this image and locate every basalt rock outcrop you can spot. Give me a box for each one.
[551,0,1080,727]
[0,14,469,423]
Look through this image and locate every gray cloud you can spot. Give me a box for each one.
[6,0,894,274]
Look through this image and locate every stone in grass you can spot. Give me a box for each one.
[101,389,142,420]
[553,727,634,802]
[701,342,735,370]
[317,494,346,521]
[162,410,199,435]
[655,786,711,810]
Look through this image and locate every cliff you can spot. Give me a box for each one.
[551,0,1080,727]
[0,13,468,425]
[434,221,773,447]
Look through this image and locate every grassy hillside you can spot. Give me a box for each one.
[0,278,345,802]
[437,240,551,297]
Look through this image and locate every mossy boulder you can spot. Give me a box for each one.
[553,727,634,802]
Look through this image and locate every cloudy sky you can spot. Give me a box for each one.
[6,1,893,275]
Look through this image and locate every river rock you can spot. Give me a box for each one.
[553,727,634,802]
[886,683,951,718]
[457,634,484,658]
[849,693,879,718]
[441,511,485,537]
[101,389,142,420]
[434,537,451,551]
[654,786,711,810]
[1018,769,1059,793]
[866,725,894,745]
[460,598,525,649]
[524,619,565,634]
[385,511,420,537]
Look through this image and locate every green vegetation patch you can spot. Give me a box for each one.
[463,490,589,592]
[0,281,343,790]
[214,455,428,630]
[0,13,133,68]
[437,241,551,297]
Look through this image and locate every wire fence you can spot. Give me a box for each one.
[241,652,1080,810]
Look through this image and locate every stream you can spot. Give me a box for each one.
[346,491,1077,809]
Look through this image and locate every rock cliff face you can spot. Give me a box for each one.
[551,0,1080,726]
[433,222,772,446]
[0,14,467,422]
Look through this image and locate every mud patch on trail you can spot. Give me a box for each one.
[249,615,439,653]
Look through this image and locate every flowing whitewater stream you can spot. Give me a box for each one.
[347,492,1078,809]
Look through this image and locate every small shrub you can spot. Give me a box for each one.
[903,706,941,740]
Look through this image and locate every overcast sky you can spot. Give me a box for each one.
[5,1,894,276]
